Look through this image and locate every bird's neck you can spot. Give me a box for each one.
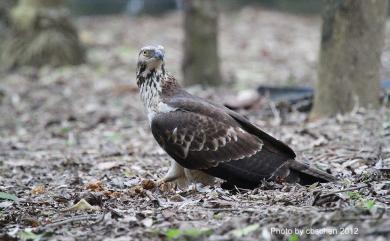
[138,70,164,119]
[137,64,182,123]
[138,70,183,125]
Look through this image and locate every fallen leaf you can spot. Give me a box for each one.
[31,185,46,195]
[128,185,143,197]
[169,194,185,202]
[63,198,100,212]
[22,216,40,227]
[364,199,375,210]
[0,192,17,201]
[165,228,182,240]
[97,161,122,170]
[142,218,153,227]
[103,190,122,198]
[289,233,300,241]
[86,181,105,192]
[17,229,51,241]
[161,210,176,219]
[141,179,156,190]
[158,182,176,193]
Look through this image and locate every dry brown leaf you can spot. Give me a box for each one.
[22,216,40,227]
[31,185,46,195]
[141,179,156,190]
[158,182,176,193]
[169,194,185,202]
[128,185,143,197]
[103,190,123,198]
[86,181,105,192]
[62,198,100,212]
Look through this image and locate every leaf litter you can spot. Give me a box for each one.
[0,6,390,241]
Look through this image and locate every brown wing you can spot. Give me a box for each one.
[151,110,263,170]
[153,93,335,187]
[163,93,296,159]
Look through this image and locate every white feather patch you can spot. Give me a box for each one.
[147,102,176,123]
[158,102,177,113]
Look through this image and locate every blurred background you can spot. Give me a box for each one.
[0,0,389,136]
[1,0,330,88]
[1,2,390,240]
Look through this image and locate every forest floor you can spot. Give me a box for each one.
[1,7,390,241]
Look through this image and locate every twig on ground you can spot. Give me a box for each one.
[145,190,164,207]
[192,207,260,213]
[36,214,104,231]
[319,184,369,198]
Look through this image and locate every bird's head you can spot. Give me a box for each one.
[136,45,166,86]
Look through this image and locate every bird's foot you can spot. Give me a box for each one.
[188,183,202,193]
[156,178,167,187]
[156,176,189,191]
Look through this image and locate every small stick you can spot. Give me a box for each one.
[187,207,260,213]
[36,214,103,230]
[145,190,164,207]
[319,184,369,198]
[145,171,158,180]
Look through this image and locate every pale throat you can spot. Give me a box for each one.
[138,69,176,124]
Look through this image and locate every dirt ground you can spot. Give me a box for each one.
[1,7,390,241]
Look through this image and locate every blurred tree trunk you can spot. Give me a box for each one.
[0,0,17,43]
[311,0,388,119]
[182,0,222,86]
[0,0,85,70]
[0,0,16,24]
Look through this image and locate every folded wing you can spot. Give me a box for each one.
[151,110,264,170]
[151,94,335,188]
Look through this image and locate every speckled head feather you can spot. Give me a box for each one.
[136,45,166,86]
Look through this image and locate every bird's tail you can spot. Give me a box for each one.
[288,160,338,185]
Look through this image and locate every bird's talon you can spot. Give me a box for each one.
[156,179,166,187]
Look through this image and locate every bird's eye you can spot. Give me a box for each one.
[143,50,151,57]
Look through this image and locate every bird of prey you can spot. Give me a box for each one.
[136,45,336,189]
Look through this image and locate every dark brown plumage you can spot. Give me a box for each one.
[137,45,337,189]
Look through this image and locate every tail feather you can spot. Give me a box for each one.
[288,160,338,185]
[207,157,337,190]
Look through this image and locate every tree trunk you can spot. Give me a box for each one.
[182,0,222,86]
[311,0,388,118]
[0,0,16,24]
[0,0,85,70]
[0,0,16,45]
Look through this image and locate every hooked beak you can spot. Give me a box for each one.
[154,50,164,61]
